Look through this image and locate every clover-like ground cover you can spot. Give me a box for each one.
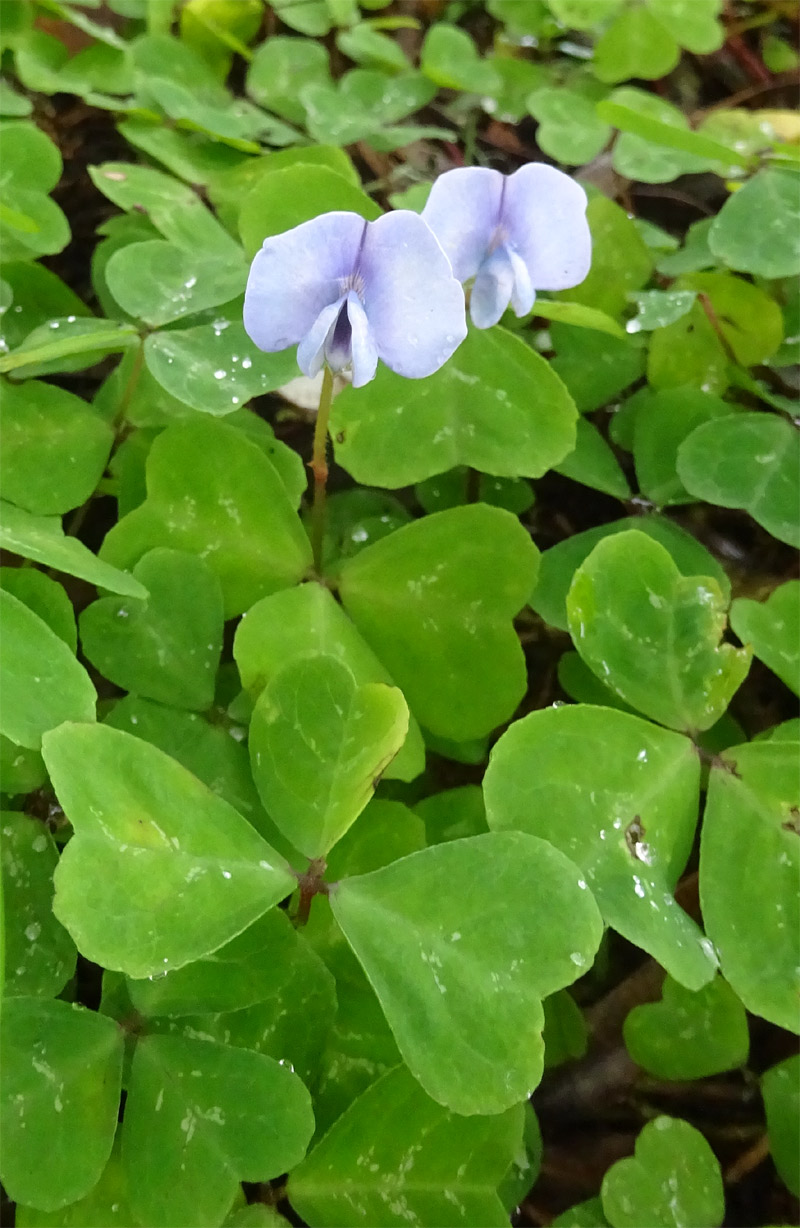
[1,3,798,1228]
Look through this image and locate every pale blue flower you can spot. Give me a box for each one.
[243,210,467,387]
[422,164,591,329]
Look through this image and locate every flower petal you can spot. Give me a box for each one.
[346,292,378,388]
[360,211,467,380]
[502,163,591,291]
[297,298,345,378]
[470,245,515,329]
[507,245,534,317]
[421,167,503,282]
[243,212,366,353]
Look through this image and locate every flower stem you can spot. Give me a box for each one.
[310,365,335,577]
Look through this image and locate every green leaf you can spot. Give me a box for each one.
[0,997,123,1211]
[485,705,716,989]
[156,930,336,1090]
[562,195,653,318]
[656,218,715,276]
[337,22,410,72]
[699,740,800,1032]
[0,122,68,260]
[89,160,239,257]
[497,1103,542,1213]
[0,567,76,651]
[601,1117,724,1228]
[339,505,539,741]
[235,583,424,783]
[126,908,319,1016]
[14,1140,135,1228]
[0,379,112,515]
[239,164,380,260]
[179,0,262,78]
[0,591,96,749]
[567,531,750,733]
[682,272,783,367]
[79,548,224,711]
[593,7,679,84]
[0,501,147,600]
[555,417,631,500]
[558,651,635,714]
[249,655,409,859]
[632,387,733,507]
[598,97,750,173]
[100,420,312,618]
[43,722,295,977]
[0,120,61,192]
[331,832,603,1114]
[271,0,332,35]
[762,33,800,73]
[1,812,76,998]
[104,240,246,327]
[207,147,358,233]
[414,785,487,846]
[246,37,330,124]
[482,56,548,125]
[0,79,33,117]
[531,516,731,633]
[542,990,588,1069]
[553,1198,610,1227]
[290,1066,523,1227]
[550,322,645,413]
[548,0,623,27]
[0,262,90,354]
[527,88,611,166]
[333,326,577,487]
[0,736,46,797]
[298,72,443,150]
[104,695,277,846]
[415,469,533,517]
[119,118,248,186]
[762,1055,800,1197]
[532,299,626,340]
[144,313,300,416]
[646,0,724,55]
[0,190,69,262]
[623,975,748,1080]
[0,318,138,376]
[608,92,712,183]
[312,975,400,1136]
[677,412,800,548]
[627,290,697,332]
[709,170,800,278]
[122,1033,314,1228]
[420,23,500,93]
[303,799,426,987]
[647,300,729,395]
[730,581,799,696]
[315,488,413,572]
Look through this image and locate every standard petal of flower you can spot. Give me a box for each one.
[421,167,503,282]
[471,245,516,329]
[346,292,378,388]
[297,298,345,378]
[243,212,366,353]
[360,211,467,380]
[503,163,591,291]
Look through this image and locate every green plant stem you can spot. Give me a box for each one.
[112,340,146,434]
[310,365,335,577]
